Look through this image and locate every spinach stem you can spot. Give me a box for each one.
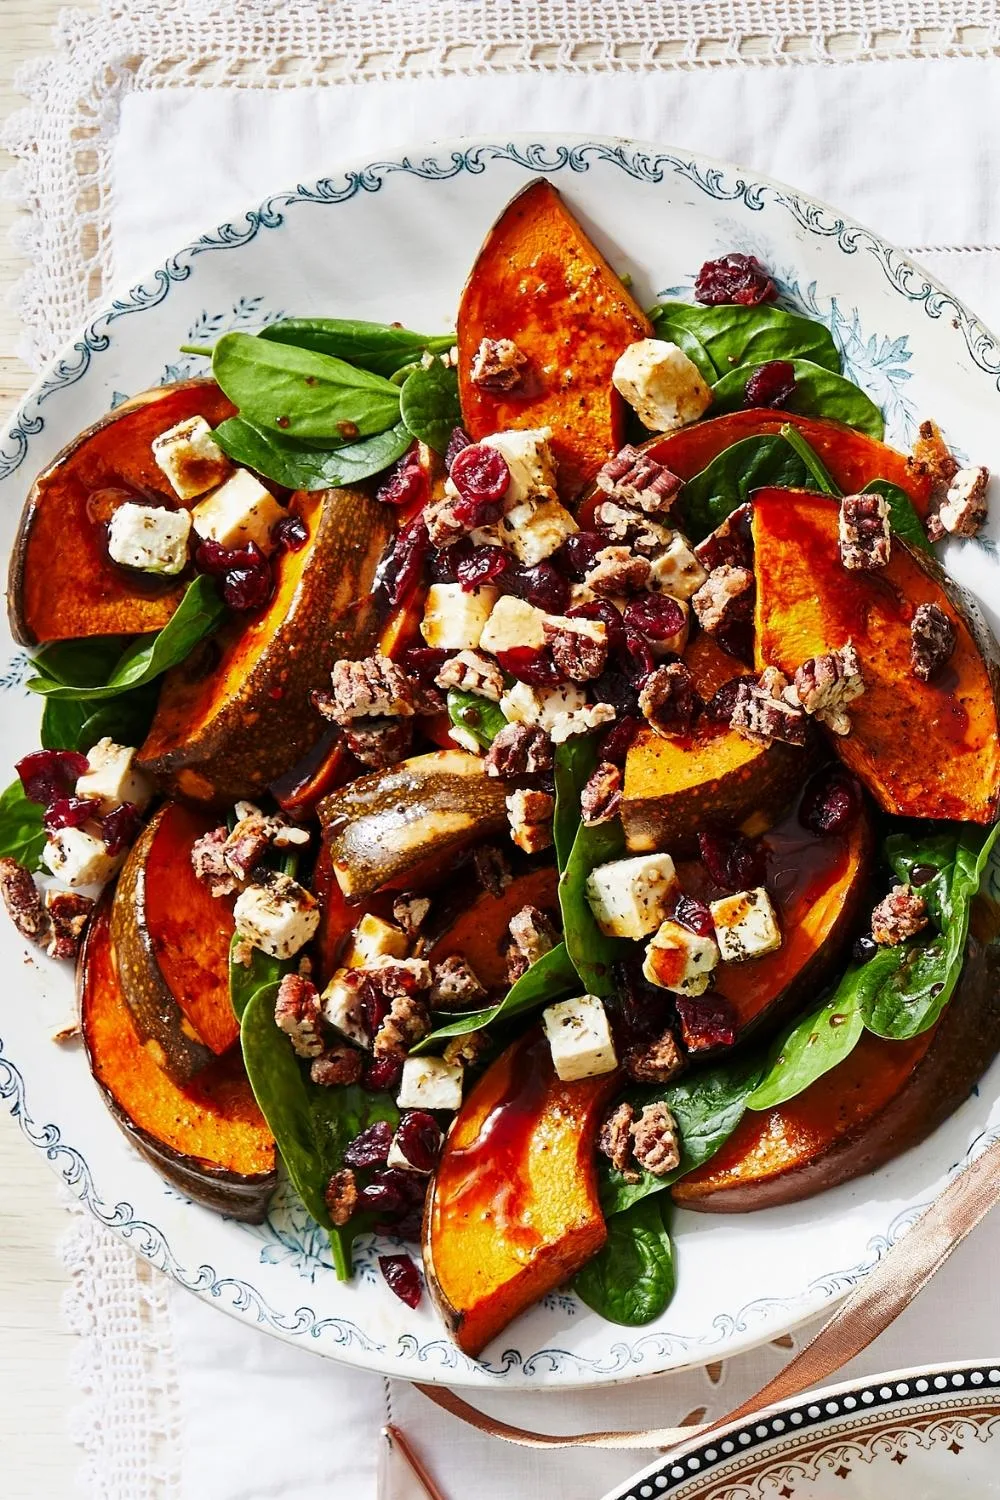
[179,343,215,357]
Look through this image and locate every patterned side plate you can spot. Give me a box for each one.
[2,135,1000,1389]
[605,1361,1000,1498]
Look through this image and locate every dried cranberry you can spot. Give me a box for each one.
[360,1174,409,1217]
[444,426,472,472]
[592,669,639,717]
[363,1055,403,1094]
[853,934,879,964]
[715,620,755,666]
[694,253,776,307]
[705,675,752,724]
[598,714,642,765]
[378,514,429,607]
[16,750,88,806]
[399,646,449,683]
[449,444,510,526]
[394,1110,442,1172]
[194,538,258,575]
[697,829,766,891]
[622,627,655,685]
[623,593,686,646]
[376,447,426,508]
[429,545,462,583]
[799,768,861,837]
[101,801,142,856]
[495,646,564,685]
[673,894,714,938]
[454,544,512,592]
[343,1119,394,1170]
[377,1208,424,1243]
[379,1253,422,1308]
[272,513,309,551]
[744,359,796,410]
[675,993,738,1052]
[357,977,390,1039]
[611,959,673,1049]
[222,547,273,612]
[509,562,570,614]
[567,600,626,654]
[695,505,753,572]
[558,530,606,578]
[910,863,938,887]
[42,797,94,834]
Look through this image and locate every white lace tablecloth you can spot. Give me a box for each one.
[7,4,1000,1497]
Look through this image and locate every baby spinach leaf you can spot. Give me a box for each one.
[649,316,717,385]
[553,736,598,872]
[27,577,225,702]
[746,970,875,1111]
[446,689,507,751]
[574,1196,675,1326]
[652,302,841,377]
[213,415,412,491]
[40,684,160,753]
[258,319,454,379]
[559,813,625,999]
[862,479,933,554]
[229,935,293,1022]
[32,636,128,689]
[399,360,461,453]
[412,942,578,1055]
[711,359,885,439]
[0,780,46,870]
[600,1052,765,1217]
[210,331,401,444]
[779,423,841,496]
[681,435,810,541]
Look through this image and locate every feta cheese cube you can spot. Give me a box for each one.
[500,679,587,730]
[549,702,617,743]
[711,887,783,963]
[397,1056,464,1112]
[107,502,191,576]
[585,854,679,940]
[42,824,124,888]
[612,339,713,433]
[480,427,557,505]
[497,497,578,566]
[190,469,285,554]
[321,969,371,1048]
[233,873,320,960]
[643,920,720,996]
[542,994,618,1082]
[420,583,500,651]
[347,913,408,966]
[648,536,708,601]
[479,594,547,655]
[75,737,152,813]
[151,415,233,501]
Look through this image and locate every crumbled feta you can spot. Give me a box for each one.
[233,874,320,960]
[190,469,286,554]
[321,969,371,1048]
[107,502,191,576]
[584,853,679,940]
[75,737,152,813]
[420,583,500,652]
[648,536,709,601]
[612,340,714,433]
[397,1055,464,1112]
[548,702,617,743]
[497,496,578,566]
[42,824,124,888]
[480,427,557,506]
[500,679,587,730]
[711,887,783,963]
[151,415,233,501]
[479,595,548,655]
[643,920,720,996]
[542,994,618,1082]
[348,913,409,965]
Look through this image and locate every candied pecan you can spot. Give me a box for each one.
[505,903,558,983]
[630,1101,681,1177]
[730,668,807,747]
[434,649,505,702]
[372,993,431,1060]
[363,956,432,998]
[324,1168,358,1226]
[693,503,754,572]
[274,973,325,1058]
[585,545,652,598]
[871,884,929,946]
[392,893,431,937]
[429,955,487,1010]
[343,717,413,770]
[222,808,274,882]
[910,603,956,682]
[934,465,990,539]
[790,643,865,736]
[543,616,609,683]
[317,653,417,725]
[470,335,527,391]
[593,500,674,556]
[910,419,959,496]
[423,493,467,548]
[472,844,513,896]
[484,721,553,779]
[506,788,555,854]
[0,858,49,948]
[549,702,617,744]
[625,1026,686,1085]
[44,891,93,961]
[691,565,755,637]
[839,494,891,571]
[443,1029,492,1068]
[310,1046,364,1087]
[190,826,239,898]
[595,444,681,516]
[580,761,623,827]
[639,662,702,738]
[598,1101,640,1182]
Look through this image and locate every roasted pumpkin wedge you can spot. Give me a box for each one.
[8,379,235,645]
[79,901,276,1221]
[622,634,809,854]
[318,749,510,900]
[753,488,1000,823]
[423,1028,619,1356]
[425,865,561,991]
[457,179,653,498]
[673,919,1000,1212]
[138,486,391,804]
[111,802,238,1086]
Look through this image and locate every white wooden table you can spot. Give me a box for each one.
[0,5,95,1493]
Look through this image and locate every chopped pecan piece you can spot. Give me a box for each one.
[595,444,681,516]
[317,653,417,725]
[274,973,325,1058]
[585,545,652,598]
[434,649,505,702]
[372,992,432,1059]
[598,1101,640,1183]
[580,761,623,827]
[0,859,93,960]
[470,336,527,392]
[190,827,239,898]
[222,808,274,882]
[472,844,513,896]
[910,419,959,496]
[310,1046,364,1087]
[44,891,94,961]
[543,617,608,683]
[624,1026,686,1085]
[505,903,558,983]
[630,1101,681,1177]
[910,603,956,683]
[931,465,990,540]
[593,500,674,555]
[429,955,487,1010]
[324,1167,358,1226]
[839,494,891,571]
[790,643,865,736]
[423,493,466,548]
[693,504,753,572]
[691,565,755,637]
[506,788,555,854]
[639,662,702,738]
[343,717,413,770]
[871,884,929,946]
[484,721,553,779]
[730,668,807,748]
[443,1029,492,1069]
[392,893,431,937]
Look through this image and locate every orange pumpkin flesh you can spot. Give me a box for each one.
[426,865,561,991]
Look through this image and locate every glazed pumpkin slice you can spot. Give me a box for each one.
[753,488,1000,822]
[457,179,653,498]
[110,802,238,1086]
[79,901,276,1222]
[423,1028,619,1357]
[8,379,235,645]
[425,865,561,992]
[138,486,392,804]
